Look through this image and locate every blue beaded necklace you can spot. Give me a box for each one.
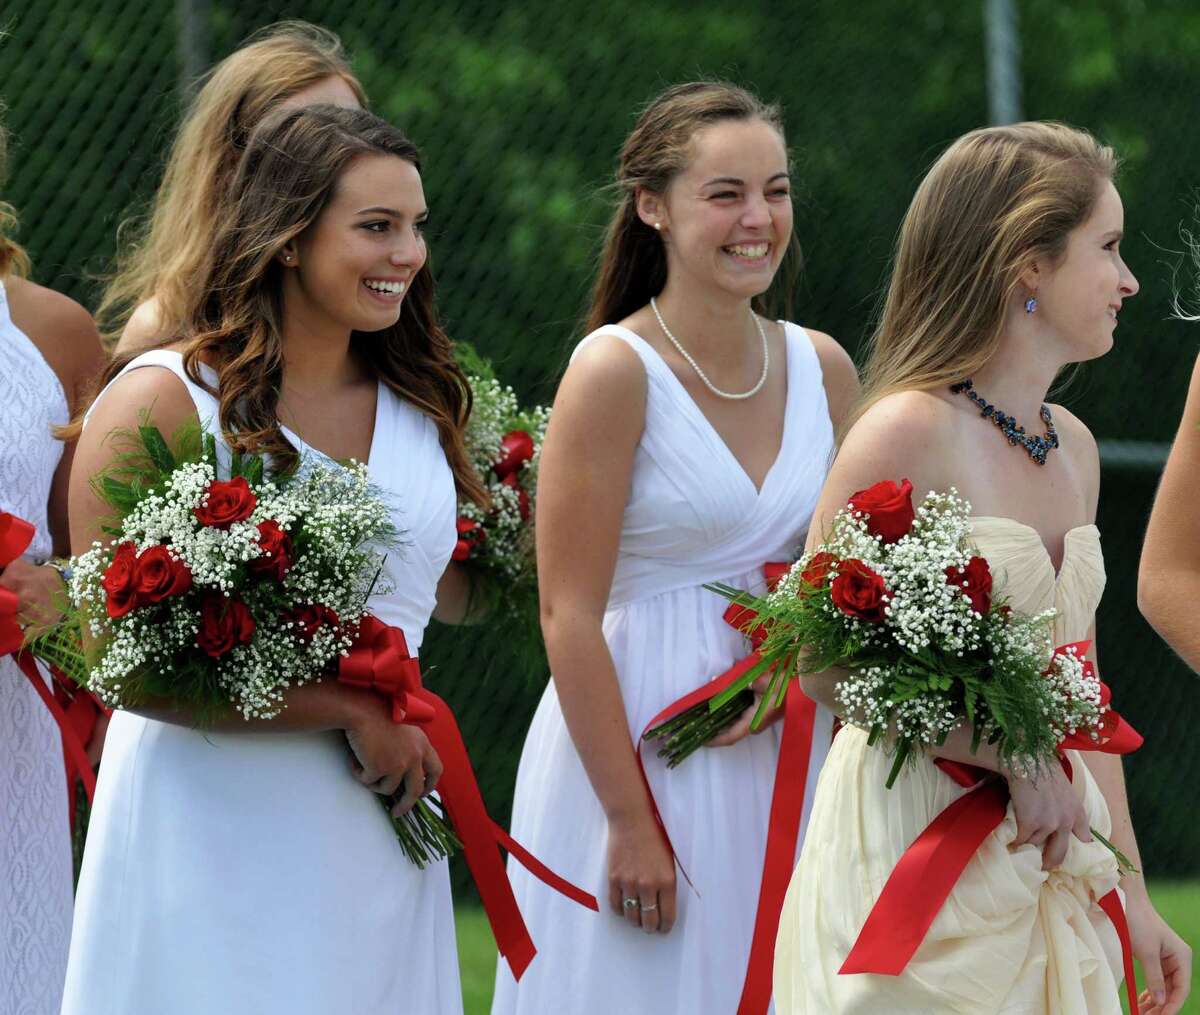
[949,379,1059,466]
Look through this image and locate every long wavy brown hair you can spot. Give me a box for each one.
[97,21,366,345]
[586,80,801,332]
[0,108,31,278]
[74,105,486,505]
[850,121,1116,433]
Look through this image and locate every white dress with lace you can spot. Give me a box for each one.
[0,277,73,1015]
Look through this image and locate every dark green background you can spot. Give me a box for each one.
[4,0,1198,879]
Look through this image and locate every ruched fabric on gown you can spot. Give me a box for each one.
[492,324,837,1015]
[62,351,464,1014]
[774,518,1126,1014]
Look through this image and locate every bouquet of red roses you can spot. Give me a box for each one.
[47,420,459,866]
[452,346,549,659]
[650,480,1112,787]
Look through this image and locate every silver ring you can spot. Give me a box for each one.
[622,897,639,910]
[640,902,658,912]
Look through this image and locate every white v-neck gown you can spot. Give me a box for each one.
[491,324,837,1014]
[62,350,464,1014]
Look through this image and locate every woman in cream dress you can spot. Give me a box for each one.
[774,123,1191,1014]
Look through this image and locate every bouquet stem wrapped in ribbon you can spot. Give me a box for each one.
[695,479,1144,1012]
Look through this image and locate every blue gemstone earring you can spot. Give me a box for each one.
[1024,296,1038,314]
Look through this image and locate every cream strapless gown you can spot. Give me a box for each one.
[773,517,1125,1013]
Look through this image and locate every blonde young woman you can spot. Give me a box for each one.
[774,123,1192,1015]
[493,82,857,1014]
[0,111,104,1015]
[104,20,364,353]
[62,105,483,1014]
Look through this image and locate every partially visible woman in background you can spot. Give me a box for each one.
[1138,233,1200,672]
[104,20,365,354]
[0,106,105,1015]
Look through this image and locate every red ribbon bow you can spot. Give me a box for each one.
[338,615,598,980]
[0,510,103,810]
[638,562,819,1015]
[838,641,1143,1013]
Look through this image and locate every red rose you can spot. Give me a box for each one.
[284,604,340,641]
[102,542,141,618]
[801,551,838,590]
[194,477,257,529]
[493,430,535,481]
[847,479,915,544]
[195,594,257,658]
[945,556,993,615]
[830,559,890,622]
[247,520,294,582]
[135,545,193,603]
[501,472,531,523]
[452,517,486,562]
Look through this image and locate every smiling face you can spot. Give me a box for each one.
[283,151,427,335]
[1032,179,1138,362]
[644,117,793,302]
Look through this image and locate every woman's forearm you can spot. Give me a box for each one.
[1137,567,1200,673]
[1082,751,1148,895]
[126,677,385,735]
[543,607,656,825]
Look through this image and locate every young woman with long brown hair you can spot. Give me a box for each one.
[773,122,1191,1014]
[0,108,104,1015]
[492,82,858,1013]
[61,105,484,1014]
[103,20,365,354]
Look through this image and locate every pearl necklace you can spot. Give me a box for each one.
[650,297,769,401]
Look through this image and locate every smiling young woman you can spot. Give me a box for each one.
[773,122,1190,1015]
[491,82,858,1014]
[60,105,484,1015]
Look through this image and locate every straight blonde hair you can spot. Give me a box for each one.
[852,121,1116,432]
[97,21,366,343]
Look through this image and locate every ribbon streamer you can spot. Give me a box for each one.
[839,641,1142,1013]
[339,616,598,981]
[637,562,819,1015]
[0,510,102,810]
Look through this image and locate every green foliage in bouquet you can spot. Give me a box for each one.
[455,342,550,675]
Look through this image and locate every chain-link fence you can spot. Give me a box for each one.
[3,0,1199,881]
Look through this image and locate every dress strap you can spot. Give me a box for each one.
[83,349,230,473]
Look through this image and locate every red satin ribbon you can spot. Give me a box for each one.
[0,510,102,812]
[839,641,1143,1014]
[338,616,598,981]
[637,562,819,1015]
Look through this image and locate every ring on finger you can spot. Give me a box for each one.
[622,897,639,911]
[640,902,658,912]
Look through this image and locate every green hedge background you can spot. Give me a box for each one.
[4,0,1199,883]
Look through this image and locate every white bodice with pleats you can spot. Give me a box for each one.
[62,350,464,1014]
[775,519,1126,1013]
[0,278,73,1015]
[492,323,837,1014]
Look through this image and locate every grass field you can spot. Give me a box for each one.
[457,881,1199,1015]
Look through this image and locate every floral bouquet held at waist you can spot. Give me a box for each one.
[454,346,549,638]
[662,481,1123,807]
[42,419,458,867]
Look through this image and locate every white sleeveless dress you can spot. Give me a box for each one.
[0,278,73,1015]
[61,350,465,1014]
[491,324,837,1014]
